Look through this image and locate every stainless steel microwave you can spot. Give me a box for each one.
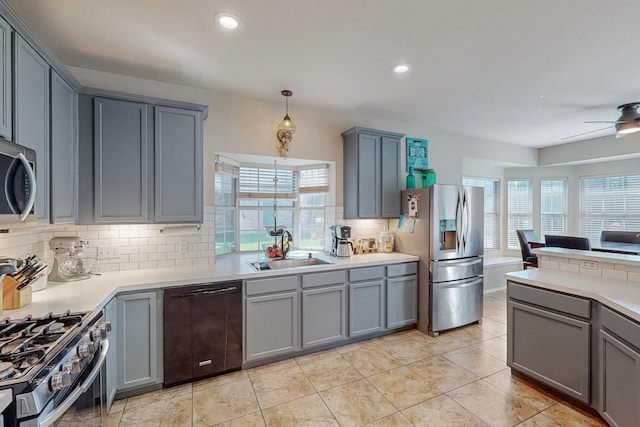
[0,138,36,223]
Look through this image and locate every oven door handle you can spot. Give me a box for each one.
[38,340,109,427]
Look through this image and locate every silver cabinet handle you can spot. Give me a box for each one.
[17,153,37,222]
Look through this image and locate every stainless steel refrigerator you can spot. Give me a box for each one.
[392,184,484,336]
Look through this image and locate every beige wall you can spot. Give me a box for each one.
[68,66,537,209]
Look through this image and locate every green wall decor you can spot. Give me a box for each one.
[406,137,428,172]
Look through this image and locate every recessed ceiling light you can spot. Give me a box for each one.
[216,13,241,30]
[393,64,410,74]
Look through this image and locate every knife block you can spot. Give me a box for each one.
[1,276,32,309]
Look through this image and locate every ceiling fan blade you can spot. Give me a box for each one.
[584,121,616,124]
[562,125,614,140]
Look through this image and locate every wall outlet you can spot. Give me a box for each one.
[98,246,119,259]
[178,242,188,253]
[581,260,598,270]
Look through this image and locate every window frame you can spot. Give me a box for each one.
[463,176,501,250]
[507,179,533,250]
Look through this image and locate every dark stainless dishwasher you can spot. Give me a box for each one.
[163,281,242,387]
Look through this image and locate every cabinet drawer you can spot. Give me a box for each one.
[302,270,346,289]
[508,281,590,319]
[601,306,640,350]
[246,275,298,296]
[349,266,384,282]
[387,262,417,278]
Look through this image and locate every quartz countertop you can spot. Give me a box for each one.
[533,247,640,266]
[6,252,418,319]
[505,268,640,322]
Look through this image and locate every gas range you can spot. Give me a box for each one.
[0,310,110,426]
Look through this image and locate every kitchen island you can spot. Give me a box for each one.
[505,249,640,427]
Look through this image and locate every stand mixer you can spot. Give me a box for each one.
[48,237,98,282]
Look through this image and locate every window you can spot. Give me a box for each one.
[507,179,532,249]
[580,174,640,241]
[540,179,567,237]
[214,161,238,256]
[234,164,328,252]
[463,177,500,250]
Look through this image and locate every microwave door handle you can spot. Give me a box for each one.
[37,340,109,427]
[17,153,36,222]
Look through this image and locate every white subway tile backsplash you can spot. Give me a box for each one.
[157,260,176,268]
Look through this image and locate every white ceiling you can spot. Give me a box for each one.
[9,0,640,148]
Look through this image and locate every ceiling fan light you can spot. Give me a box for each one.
[616,124,640,135]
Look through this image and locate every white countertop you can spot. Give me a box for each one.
[506,268,640,322]
[533,247,640,266]
[5,252,418,319]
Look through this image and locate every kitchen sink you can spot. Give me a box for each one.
[249,257,332,271]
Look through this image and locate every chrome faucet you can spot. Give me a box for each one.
[282,231,293,259]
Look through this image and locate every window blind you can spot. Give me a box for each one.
[463,177,500,250]
[239,167,296,199]
[541,179,566,237]
[507,180,532,249]
[580,174,640,241]
[298,166,329,194]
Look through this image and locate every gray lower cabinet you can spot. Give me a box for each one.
[104,297,117,412]
[116,291,163,393]
[507,282,591,404]
[94,97,150,223]
[14,34,50,221]
[154,106,203,222]
[349,266,386,337]
[50,70,77,223]
[599,306,640,427]
[245,291,299,362]
[0,15,11,140]
[342,127,404,219]
[386,275,418,329]
[301,270,347,348]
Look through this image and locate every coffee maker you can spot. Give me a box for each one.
[330,225,354,257]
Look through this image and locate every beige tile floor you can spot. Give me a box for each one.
[107,290,609,427]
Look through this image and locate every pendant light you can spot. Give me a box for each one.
[276,90,296,158]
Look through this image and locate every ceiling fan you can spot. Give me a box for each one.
[562,102,640,141]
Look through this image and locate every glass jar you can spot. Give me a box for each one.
[378,230,394,253]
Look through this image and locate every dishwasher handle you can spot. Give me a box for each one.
[171,286,239,298]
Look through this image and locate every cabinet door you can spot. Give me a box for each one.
[245,291,299,362]
[386,275,417,329]
[154,106,203,222]
[302,284,347,348]
[50,71,77,223]
[349,280,385,337]
[0,15,11,140]
[117,291,162,391]
[356,133,380,218]
[599,330,640,427]
[381,136,400,218]
[94,97,149,223]
[14,34,50,221]
[508,300,590,403]
[104,298,117,412]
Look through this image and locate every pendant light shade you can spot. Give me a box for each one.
[276,90,296,157]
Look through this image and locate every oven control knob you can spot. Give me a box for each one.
[77,342,95,358]
[90,327,107,342]
[50,372,72,391]
[62,358,82,374]
[99,321,112,332]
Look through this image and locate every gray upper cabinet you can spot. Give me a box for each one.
[14,34,50,221]
[342,127,404,219]
[79,94,205,224]
[94,97,150,223]
[0,15,11,140]
[154,106,203,222]
[50,71,77,223]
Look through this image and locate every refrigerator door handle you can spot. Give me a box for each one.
[455,191,462,256]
